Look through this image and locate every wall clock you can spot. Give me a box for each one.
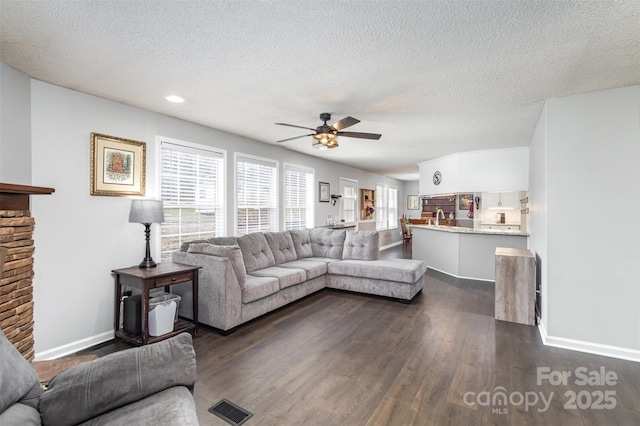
[433,171,442,186]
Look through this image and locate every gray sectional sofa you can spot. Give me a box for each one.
[172,228,427,332]
[0,331,198,425]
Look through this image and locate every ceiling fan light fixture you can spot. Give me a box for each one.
[276,113,380,148]
[312,140,329,150]
[312,132,337,143]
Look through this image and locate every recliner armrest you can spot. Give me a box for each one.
[39,333,196,426]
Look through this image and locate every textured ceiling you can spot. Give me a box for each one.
[1,1,638,180]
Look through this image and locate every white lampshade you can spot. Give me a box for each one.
[129,200,165,224]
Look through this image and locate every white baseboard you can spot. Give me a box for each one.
[427,265,495,283]
[538,320,640,363]
[34,330,115,361]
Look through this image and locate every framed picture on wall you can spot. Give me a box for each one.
[459,193,473,210]
[90,133,146,196]
[407,195,420,210]
[319,182,330,202]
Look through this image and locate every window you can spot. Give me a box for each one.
[159,138,225,261]
[388,186,398,229]
[375,183,398,230]
[376,183,398,230]
[236,154,278,235]
[376,183,388,230]
[284,164,314,230]
[340,178,358,224]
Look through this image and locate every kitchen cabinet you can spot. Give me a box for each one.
[481,191,519,209]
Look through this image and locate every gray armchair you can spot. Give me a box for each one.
[0,330,198,425]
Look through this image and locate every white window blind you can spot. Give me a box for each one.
[389,186,398,229]
[376,183,388,230]
[160,140,225,261]
[340,178,357,224]
[236,154,278,235]
[284,164,314,230]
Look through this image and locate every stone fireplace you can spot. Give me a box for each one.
[0,183,54,360]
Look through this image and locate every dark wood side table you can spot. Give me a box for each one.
[112,262,201,346]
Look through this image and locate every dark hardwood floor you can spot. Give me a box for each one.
[83,244,640,425]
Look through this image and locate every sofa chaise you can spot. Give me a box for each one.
[172,228,427,332]
[0,330,198,425]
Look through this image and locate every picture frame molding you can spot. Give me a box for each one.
[90,133,146,196]
[407,195,420,210]
[459,193,473,210]
[319,181,330,202]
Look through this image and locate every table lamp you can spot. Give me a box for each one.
[129,200,164,268]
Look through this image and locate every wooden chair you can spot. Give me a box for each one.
[400,218,412,246]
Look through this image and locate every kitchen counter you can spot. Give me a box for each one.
[411,225,529,281]
[320,224,357,230]
[409,224,528,236]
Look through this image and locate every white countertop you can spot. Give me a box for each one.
[409,224,529,237]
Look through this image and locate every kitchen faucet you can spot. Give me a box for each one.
[435,208,445,226]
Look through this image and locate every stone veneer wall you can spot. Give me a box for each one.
[0,210,36,360]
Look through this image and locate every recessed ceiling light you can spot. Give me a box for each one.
[165,95,185,103]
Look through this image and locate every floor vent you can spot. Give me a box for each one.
[208,399,253,426]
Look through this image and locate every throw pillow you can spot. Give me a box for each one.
[342,230,380,260]
[187,243,246,288]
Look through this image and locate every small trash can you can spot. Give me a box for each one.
[123,293,181,336]
[148,293,181,337]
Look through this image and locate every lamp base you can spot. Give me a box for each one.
[138,258,157,268]
[138,223,157,268]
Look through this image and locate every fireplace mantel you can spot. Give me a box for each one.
[1,182,54,360]
[0,183,55,210]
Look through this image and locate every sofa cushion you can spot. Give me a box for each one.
[81,386,198,426]
[289,229,313,258]
[265,232,298,264]
[39,333,197,426]
[180,236,238,252]
[327,259,427,284]
[0,329,42,415]
[187,243,247,289]
[0,402,41,425]
[310,228,346,259]
[249,266,307,290]
[237,233,276,273]
[305,257,342,264]
[243,275,280,303]
[342,230,380,260]
[279,259,328,280]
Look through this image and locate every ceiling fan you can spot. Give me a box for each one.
[275,113,381,150]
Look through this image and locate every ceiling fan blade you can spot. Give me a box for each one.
[336,131,382,140]
[275,122,317,132]
[331,116,360,131]
[277,133,314,143]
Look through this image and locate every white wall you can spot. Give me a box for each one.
[25,79,406,357]
[419,152,459,195]
[528,103,547,329]
[530,85,640,359]
[458,148,529,192]
[418,147,529,195]
[0,62,32,184]
[402,180,420,218]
